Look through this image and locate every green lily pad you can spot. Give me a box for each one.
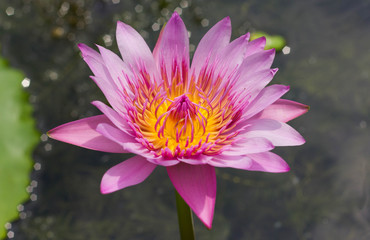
[0,57,39,238]
[250,31,286,52]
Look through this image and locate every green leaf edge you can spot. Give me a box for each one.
[0,56,39,238]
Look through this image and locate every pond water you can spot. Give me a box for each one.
[1,0,370,239]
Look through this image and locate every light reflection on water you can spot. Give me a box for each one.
[1,0,370,239]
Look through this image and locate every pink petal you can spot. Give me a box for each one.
[48,115,126,153]
[82,54,107,79]
[116,21,159,82]
[191,17,231,78]
[243,84,290,119]
[178,154,212,165]
[80,48,123,103]
[90,76,126,115]
[100,155,156,194]
[95,122,150,157]
[97,123,180,166]
[208,155,253,169]
[79,44,123,96]
[239,119,305,146]
[92,100,133,136]
[97,45,134,97]
[216,33,250,80]
[245,37,266,58]
[239,49,275,78]
[145,156,180,167]
[252,99,309,122]
[152,24,165,61]
[233,68,277,99]
[246,152,290,172]
[78,43,103,64]
[167,163,216,229]
[221,137,274,156]
[153,12,189,81]
[80,53,123,111]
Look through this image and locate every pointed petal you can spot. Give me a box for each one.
[92,100,133,136]
[245,37,266,57]
[97,123,179,166]
[154,12,189,80]
[153,24,165,60]
[178,154,212,165]
[79,44,122,94]
[221,137,274,156]
[116,21,159,82]
[253,99,309,122]
[215,33,250,79]
[78,47,126,114]
[79,47,123,101]
[48,115,126,153]
[167,163,216,229]
[243,84,290,119]
[101,155,156,194]
[95,122,150,157]
[90,76,126,114]
[97,45,133,97]
[239,49,275,78]
[239,119,305,146]
[145,156,180,167]
[234,68,277,98]
[78,43,103,64]
[82,54,108,79]
[191,17,231,78]
[246,152,290,172]
[208,155,253,169]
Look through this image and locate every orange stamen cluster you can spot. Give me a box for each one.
[124,62,244,158]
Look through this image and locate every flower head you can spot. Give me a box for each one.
[48,12,308,228]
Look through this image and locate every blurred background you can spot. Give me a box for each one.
[0,0,370,239]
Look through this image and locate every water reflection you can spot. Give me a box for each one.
[1,0,370,239]
[21,77,30,88]
[5,7,15,16]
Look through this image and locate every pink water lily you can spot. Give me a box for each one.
[48,12,308,229]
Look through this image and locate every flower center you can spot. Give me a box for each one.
[126,68,242,159]
[155,94,207,144]
[168,94,197,121]
[145,91,210,157]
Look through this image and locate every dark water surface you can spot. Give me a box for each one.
[1,0,370,239]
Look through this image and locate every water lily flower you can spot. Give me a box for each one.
[48,12,308,229]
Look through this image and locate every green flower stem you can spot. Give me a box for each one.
[175,190,195,240]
